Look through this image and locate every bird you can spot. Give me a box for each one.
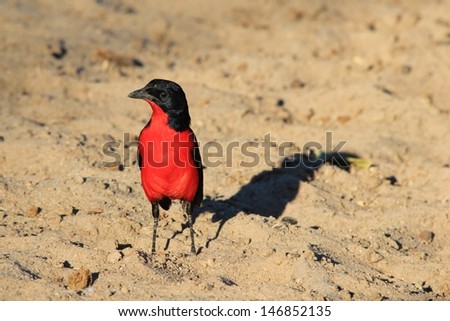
[128,79,203,255]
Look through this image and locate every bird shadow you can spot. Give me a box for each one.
[165,151,360,254]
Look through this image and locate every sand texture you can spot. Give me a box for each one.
[1,0,449,300]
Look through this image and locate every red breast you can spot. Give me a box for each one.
[138,101,199,203]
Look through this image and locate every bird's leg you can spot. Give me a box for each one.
[151,202,159,254]
[183,201,196,255]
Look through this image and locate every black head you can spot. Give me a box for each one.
[128,79,191,131]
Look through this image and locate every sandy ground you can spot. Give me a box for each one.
[1,0,449,301]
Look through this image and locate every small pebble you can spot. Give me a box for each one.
[401,64,412,74]
[219,276,237,286]
[67,268,91,291]
[97,239,118,251]
[418,231,434,242]
[107,251,123,263]
[389,238,401,250]
[26,205,41,217]
[290,79,306,88]
[74,176,85,184]
[281,216,298,225]
[304,249,316,261]
[206,258,216,267]
[369,252,384,263]
[88,207,104,214]
[412,251,428,260]
[262,247,276,257]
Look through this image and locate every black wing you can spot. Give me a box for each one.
[138,150,143,168]
[191,129,204,207]
[137,119,151,169]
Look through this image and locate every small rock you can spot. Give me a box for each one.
[219,276,237,286]
[281,216,298,225]
[337,115,351,124]
[97,239,118,251]
[293,278,303,285]
[401,64,412,74]
[286,251,301,259]
[290,79,306,88]
[74,176,85,184]
[107,251,123,263]
[369,252,384,263]
[206,258,216,267]
[262,247,276,257]
[67,268,91,291]
[304,249,316,261]
[385,235,401,250]
[26,205,41,217]
[418,231,434,242]
[356,238,371,249]
[88,207,104,214]
[412,251,428,260]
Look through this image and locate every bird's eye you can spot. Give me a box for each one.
[160,91,168,99]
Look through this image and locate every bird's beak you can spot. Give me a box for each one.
[128,87,152,100]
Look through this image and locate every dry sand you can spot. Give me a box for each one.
[1,0,449,300]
